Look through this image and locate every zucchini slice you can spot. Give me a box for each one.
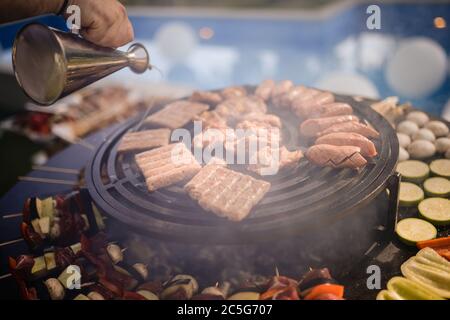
[396,160,430,183]
[418,198,450,226]
[399,182,424,206]
[429,159,450,178]
[396,218,437,246]
[423,177,450,197]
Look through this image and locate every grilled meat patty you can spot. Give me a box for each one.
[185,165,271,221]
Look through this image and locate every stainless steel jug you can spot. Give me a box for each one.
[12,23,151,106]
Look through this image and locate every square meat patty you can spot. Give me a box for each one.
[135,143,201,191]
[117,129,171,153]
[185,165,271,221]
[144,100,209,129]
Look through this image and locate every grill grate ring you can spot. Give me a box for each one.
[86,89,398,243]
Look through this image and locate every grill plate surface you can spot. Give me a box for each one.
[86,90,399,243]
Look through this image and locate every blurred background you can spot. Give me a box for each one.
[0,0,449,195]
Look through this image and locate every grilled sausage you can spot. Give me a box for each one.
[304,102,353,119]
[300,115,359,137]
[306,144,367,169]
[315,132,377,157]
[317,121,380,139]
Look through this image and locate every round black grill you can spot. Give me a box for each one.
[86,90,399,243]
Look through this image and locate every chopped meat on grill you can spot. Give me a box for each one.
[300,115,360,137]
[270,80,294,107]
[189,90,223,106]
[215,96,267,124]
[144,100,209,129]
[135,143,201,192]
[220,86,247,99]
[247,146,303,175]
[185,166,271,221]
[317,121,380,139]
[117,129,171,153]
[292,91,335,118]
[315,132,377,158]
[306,144,367,169]
[254,79,275,101]
[192,126,236,150]
[237,113,282,128]
[234,123,282,155]
[194,110,228,130]
[301,102,353,120]
[273,85,308,109]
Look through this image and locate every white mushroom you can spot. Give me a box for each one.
[397,120,419,136]
[407,140,436,159]
[435,137,450,153]
[397,133,411,148]
[424,121,449,137]
[87,291,105,300]
[406,111,429,127]
[412,128,435,142]
[132,263,149,280]
[106,244,123,264]
[399,147,410,162]
[44,278,65,300]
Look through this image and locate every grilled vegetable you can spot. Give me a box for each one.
[376,290,397,300]
[44,252,57,271]
[424,121,449,137]
[227,292,260,300]
[399,147,409,162]
[304,284,344,300]
[397,120,419,136]
[435,137,450,153]
[399,182,424,207]
[396,218,437,246]
[412,128,435,142]
[31,256,47,278]
[132,263,148,281]
[260,276,299,300]
[417,237,450,261]
[406,111,429,127]
[87,291,105,300]
[161,275,199,300]
[418,198,450,226]
[418,236,450,248]
[397,133,411,148]
[44,278,65,300]
[106,244,123,264]
[430,159,450,178]
[407,140,436,159]
[136,290,159,300]
[423,177,450,197]
[401,248,450,298]
[386,276,443,300]
[396,160,429,183]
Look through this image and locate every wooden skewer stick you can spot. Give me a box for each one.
[0,273,12,280]
[0,238,24,248]
[32,165,79,175]
[2,213,22,219]
[18,176,78,186]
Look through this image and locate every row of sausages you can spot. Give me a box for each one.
[255,80,380,169]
